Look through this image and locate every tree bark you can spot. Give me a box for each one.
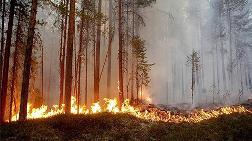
[64,0,75,114]
[118,0,124,107]
[77,1,85,113]
[0,0,15,123]
[59,0,69,107]
[9,13,22,122]
[107,0,113,99]
[94,0,102,103]
[84,21,89,106]
[19,0,38,121]
[0,0,5,93]
[130,0,135,101]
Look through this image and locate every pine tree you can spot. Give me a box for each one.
[19,0,38,121]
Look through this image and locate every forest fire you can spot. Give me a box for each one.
[10,96,249,123]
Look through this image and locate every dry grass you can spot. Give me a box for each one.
[1,112,252,141]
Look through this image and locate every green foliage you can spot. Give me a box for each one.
[186,50,200,72]
[132,37,154,87]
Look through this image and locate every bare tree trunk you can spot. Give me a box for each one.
[19,0,38,121]
[94,0,102,103]
[84,21,89,106]
[0,0,5,92]
[212,52,216,104]
[181,65,185,101]
[118,0,124,107]
[191,62,194,105]
[47,56,52,105]
[64,0,75,114]
[126,0,129,99]
[0,0,15,123]
[59,0,69,107]
[107,0,113,99]
[74,38,77,98]
[9,13,22,122]
[130,0,135,101]
[227,0,233,90]
[77,1,85,113]
[41,42,44,102]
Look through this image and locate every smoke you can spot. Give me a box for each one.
[36,0,252,107]
[141,0,252,106]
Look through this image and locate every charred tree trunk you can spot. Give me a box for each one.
[94,0,102,103]
[19,0,38,121]
[64,0,75,114]
[0,0,15,123]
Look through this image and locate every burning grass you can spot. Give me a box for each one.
[10,96,250,124]
[2,96,251,140]
[1,112,252,141]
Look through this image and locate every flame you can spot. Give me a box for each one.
[91,102,102,113]
[10,96,249,123]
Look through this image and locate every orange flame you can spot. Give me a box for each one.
[10,96,249,123]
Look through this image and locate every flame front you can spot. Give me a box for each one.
[11,96,249,123]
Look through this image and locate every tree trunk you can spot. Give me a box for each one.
[0,0,5,93]
[41,42,44,102]
[118,0,124,107]
[130,0,135,101]
[191,62,194,105]
[47,56,52,105]
[9,13,22,122]
[94,0,102,103]
[64,0,75,114]
[107,0,113,99]
[125,0,129,99]
[0,0,15,123]
[77,1,85,113]
[19,0,38,121]
[59,0,69,107]
[227,0,233,90]
[84,21,89,106]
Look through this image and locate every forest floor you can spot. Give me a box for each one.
[1,112,252,141]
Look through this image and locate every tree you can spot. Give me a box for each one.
[107,0,114,98]
[19,0,38,121]
[118,0,124,107]
[0,0,16,123]
[132,37,154,103]
[76,0,85,113]
[0,0,6,93]
[64,0,75,114]
[94,0,102,103]
[58,0,69,107]
[9,12,23,122]
[186,50,200,105]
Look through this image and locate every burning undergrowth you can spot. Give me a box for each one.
[9,96,250,123]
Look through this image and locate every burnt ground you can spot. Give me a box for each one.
[1,112,252,141]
